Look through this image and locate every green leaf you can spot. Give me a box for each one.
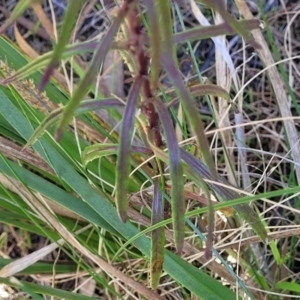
[0,258,77,275]
[0,277,100,300]
[23,98,122,149]
[276,281,300,293]
[82,143,152,167]
[56,2,134,140]
[0,85,240,300]
[164,251,238,300]
[39,0,84,90]
[0,156,117,235]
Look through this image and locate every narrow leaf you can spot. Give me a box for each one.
[0,78,247,300]
[193,0,261,48]
[56,2,134,140]
[164,251,237,300]
[0,40,122,85]
[0,0,32,34]
[23,98,123,149]
[162,52,218,180]
[153,99,184,253]
[276,282,300,293]
[167,83,230,108]
[39,0,83,91]
[181,150,268,241]
[116,76,142,222]
[172,19,261,44]
[144,0,160,90]
[82,143,152,167]
[0,276,100,300]
[150,178,165,289]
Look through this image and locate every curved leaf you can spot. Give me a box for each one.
[39,0,83,91]
[0,85,244,300]
[82,143,152,167]
[23,98,123,149]
[181,150,268,241]
[56,1,135,140]
[166,83,231,108]
[161,51,218,181]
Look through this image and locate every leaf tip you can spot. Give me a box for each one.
[175,245,183,256]
[119,211,127,223]
[39,63,56,92]
[20,146,28,153]
[55,128,63,141]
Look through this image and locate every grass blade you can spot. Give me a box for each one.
[116,76,142,222]
[153,99,184,253]
[150,178,165,289]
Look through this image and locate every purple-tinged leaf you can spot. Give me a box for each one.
[194,0,261,48]
[153,100,184,254]
[22,98,123,149]
[172,19,261,44]
[0,41,126,86]
[161,52,218,181]
[116,76,142,222]
[56,1,135,141]
[39,62,57,92]
[140,20,260,47]
[144,0,160,90]
[150,178,165,289]
[181,150,268,241]
[166,83,230,109]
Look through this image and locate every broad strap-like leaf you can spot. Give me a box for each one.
[0,37,255,300]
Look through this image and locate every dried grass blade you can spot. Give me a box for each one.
[235,0,300,184]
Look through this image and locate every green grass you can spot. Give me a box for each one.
[0,1,299,299]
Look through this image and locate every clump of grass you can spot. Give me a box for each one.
[0,0,300,299]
